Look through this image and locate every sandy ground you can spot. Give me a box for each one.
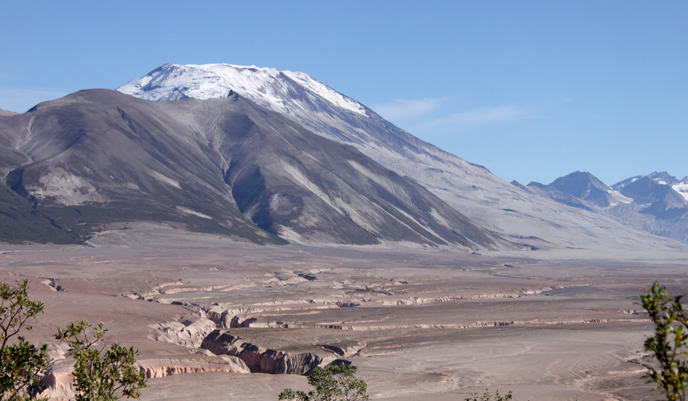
[2,224,687,401]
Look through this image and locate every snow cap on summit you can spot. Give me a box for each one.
[117,63,367,116]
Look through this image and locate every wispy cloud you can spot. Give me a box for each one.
[370,97,561,138]
[369,96,573,141]
[415,105,534,131]
[371,97,446,121]
[0,88,67,113]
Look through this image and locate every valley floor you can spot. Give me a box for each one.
[2,224,687,400]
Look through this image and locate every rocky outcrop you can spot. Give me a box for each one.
[41,278,64,292]
[149,317,216,348]
[41,355,249,401]
[42,360,75,401]
[135,356,249,378]
[201,329,329,375]
[319,343,366,358]
[204,304,345,329]
[204,307,257,329]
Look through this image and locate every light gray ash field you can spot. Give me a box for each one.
[1,64,688,400]
[3,226,688,401]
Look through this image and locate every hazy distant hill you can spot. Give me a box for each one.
[523,171,688,242]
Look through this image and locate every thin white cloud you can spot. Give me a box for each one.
[371,97,446,121]
[416,105,532,130]
[371,98,564,138]
[0,88,67,113]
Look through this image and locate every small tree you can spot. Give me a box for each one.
[640,282,688,401]
[278,364,368,401]
[54,321,146,401]
[0,280,51,401]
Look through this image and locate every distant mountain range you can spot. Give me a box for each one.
[0,63,683,251]
[516,171,688,242]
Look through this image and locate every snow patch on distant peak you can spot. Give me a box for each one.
[672,182,688,201]
[117,63,367,116]
[610,190,633,204]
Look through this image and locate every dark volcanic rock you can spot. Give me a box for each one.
[0,89,505,249]
[0,182,81,244]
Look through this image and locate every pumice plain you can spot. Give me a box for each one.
[2,225,686,400]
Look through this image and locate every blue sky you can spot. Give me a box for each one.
[1,1,686,186]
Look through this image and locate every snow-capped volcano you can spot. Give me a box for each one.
[116,63,682,251]
[117,63,367,116]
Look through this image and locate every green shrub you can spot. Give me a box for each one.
[640,282,688,401]
[54,322,146,401]
[0,279,51,401]
[279,364,368,401]
[1,280,146,401]
[464,388,513,401]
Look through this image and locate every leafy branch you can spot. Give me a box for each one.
[279,364,368,401]
[640,282,688,401]
[0,280,51,401]
[54,321,146,401]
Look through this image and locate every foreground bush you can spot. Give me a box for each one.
[1,280,146,401]
[279,364,368,401]
[55,322,146,401]
[640,282,688,401]
[0,279,51,401]
[464,389,513,401]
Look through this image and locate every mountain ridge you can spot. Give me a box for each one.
[0,89,506,249]
[522,171,688,242]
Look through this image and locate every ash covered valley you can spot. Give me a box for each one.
[1,63,688,400]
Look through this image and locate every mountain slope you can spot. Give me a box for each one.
[0,181,82,244]
[118,63,684,251]
[0,89,504,248]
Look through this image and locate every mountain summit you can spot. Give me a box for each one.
[118,63,367,117]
